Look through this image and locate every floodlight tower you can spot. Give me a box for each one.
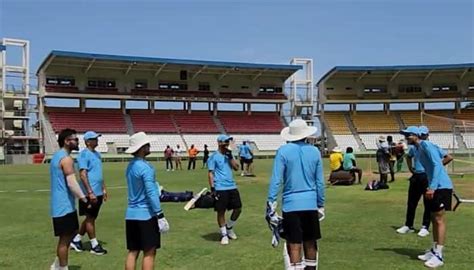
[0,38,31,155]
[288,58,316,126]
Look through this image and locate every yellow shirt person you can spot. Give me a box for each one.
[329,147,343,171]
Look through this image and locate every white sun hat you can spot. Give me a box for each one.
[332,146,342,152]
[280,119,317,142]
[125,132,152,154]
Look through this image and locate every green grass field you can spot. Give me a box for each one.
[0,158,473,270]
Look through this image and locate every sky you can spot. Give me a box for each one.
[1,0,473,112]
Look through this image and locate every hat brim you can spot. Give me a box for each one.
[400,130,417,136]
[125,138,152,154]
[280,126,317,142]
[332,149,342,152]
[218,136,233,142]
[85,134,102,140]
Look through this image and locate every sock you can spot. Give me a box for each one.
[226,219,236,229]
[220,226,227,237]
[435,245,444,257]
[50,257,59,268]
[59,266,68,270]
[432,242,437,250]
[73,234,82,242]
[90,238,99,248]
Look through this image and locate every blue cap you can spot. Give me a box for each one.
[400,126,420,136]
[83,131,102,141]
[419,125,429,135]
[217,134,233,142]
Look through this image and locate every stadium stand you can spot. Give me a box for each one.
[182,134,218,151]
[350,112,400,133]
[461,133,474,149]
[427,133,458,149]
[219,112,283,133]
[333,134,360,151]
[47,109,127,133]
[129,110,177,133]
[173,111,218,133]
[324,112,352,134]
[231,134,286,151]
[148,134,185,152]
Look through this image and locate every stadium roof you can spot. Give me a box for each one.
[317,63,474,86]
[37,50,302,75]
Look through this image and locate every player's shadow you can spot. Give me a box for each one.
[69,266,81,270]
[201,232,222,242]
[374,247,420,260]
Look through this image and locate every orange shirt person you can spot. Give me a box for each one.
[187,144,199,170]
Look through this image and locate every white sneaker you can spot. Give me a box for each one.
[418,249,434,261]
[240,172,245,176]
[220,235,229,245]
[424,253,444,268]
[167,169,170,172]
[396,225,415,234]
[418,227,430,237]
[227,229,237,240]
[172,169,175,171]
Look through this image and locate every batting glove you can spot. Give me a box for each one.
[317,207,325,222]
[157,213,170,233]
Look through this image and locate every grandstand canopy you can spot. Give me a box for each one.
[38,50,301,78]
[317,63,474,104]
[37,50,302,104]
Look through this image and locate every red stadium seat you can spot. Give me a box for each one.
[47,108,127,133]
[218,112,283,133]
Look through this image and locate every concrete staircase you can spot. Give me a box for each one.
[393,111,405,129]
[124,114,134,135]
[213,116,227,134]
[41,113,59,154]
[344,113,366,151]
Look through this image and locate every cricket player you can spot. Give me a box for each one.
[124,132,170,270]
[266,119,325,270]
[70,131,107,255]
[49,128,89,270]
[207,134,241,245]
[401,126,454,268]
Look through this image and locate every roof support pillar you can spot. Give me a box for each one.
[80,98,86,113]
[121,100,126,114]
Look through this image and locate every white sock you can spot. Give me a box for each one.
[59,266,68,270]
[435,245,444,257]
[50,257,59,267]
[431,242,437,250]
[226,219,236,229]
[220,226,227,237]
[73,234,82,242]
[90,238,99,248]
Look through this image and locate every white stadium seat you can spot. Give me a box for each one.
[333,134,360,151]
[182,134,219,151]
[461,133,474,149]
[231,134,286,151]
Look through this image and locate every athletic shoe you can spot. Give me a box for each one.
[220,235,229,245]
[418,249,435,261]
[396,225,415,234]
[167,169,170,172]
[90,244,107,255]
[240,172,245,176]
[418,227,430,237]
[70,240,83,252]
[227,228,237,240]
[424,253,444,268]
